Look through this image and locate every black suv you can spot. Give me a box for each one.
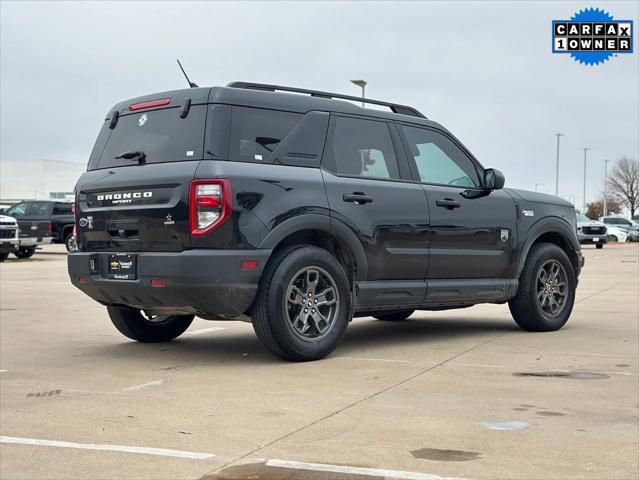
[69,83,583,361]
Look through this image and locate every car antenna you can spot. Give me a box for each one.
[176,59,198,88]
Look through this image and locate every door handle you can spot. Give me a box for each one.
[343,192,373,204]
[436,198,460,210]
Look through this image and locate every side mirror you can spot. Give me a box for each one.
[484,168,505,190]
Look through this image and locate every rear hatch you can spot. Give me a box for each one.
[76,89,210,252]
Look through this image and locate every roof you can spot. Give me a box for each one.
[108,83,448,132]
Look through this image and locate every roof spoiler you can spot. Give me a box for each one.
[226,82,426,119]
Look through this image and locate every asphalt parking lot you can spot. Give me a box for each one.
[0,244,637,480]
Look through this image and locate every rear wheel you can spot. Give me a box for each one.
[595,242,604,249]
[107,306,194,342]
[65,232,76,252]
[509,243,576,332]
[13,247,36,259]
[251,245,351,361]
[373,310,414,321]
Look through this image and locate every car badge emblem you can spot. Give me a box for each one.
[522,210,534,217]
[30,225,38,231]
[78,216,93,229]
[164,213,175,226]
[501,229,509,242]
[138,113,148,127]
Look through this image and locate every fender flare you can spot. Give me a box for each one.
[259,214,368,280]
[61,223,74,238]
[515,216,580,278]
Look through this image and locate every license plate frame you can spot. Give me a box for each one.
[107,254,137,280]
[593,237,599,242]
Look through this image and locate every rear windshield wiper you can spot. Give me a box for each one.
[115,151,146,164]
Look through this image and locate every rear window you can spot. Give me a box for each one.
[28,202,52,216]
[52,203,73,215]
[88,106,206,170]
[230,107,301,163]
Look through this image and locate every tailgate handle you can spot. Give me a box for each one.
[106,220,139,239]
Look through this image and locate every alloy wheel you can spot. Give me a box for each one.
[536,260,568,317]
[285,266,340,340]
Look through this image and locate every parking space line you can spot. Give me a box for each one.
[186,327,226,335]
[265,459,466,480]
[0,436,215,459]
[122,380,163,391]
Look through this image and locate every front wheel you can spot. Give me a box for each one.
[13,247,36,259]
[609,235,618,242]
[107,306,194,342]
[0,252,9,262]
[251,246,352,361]
[595,243,604,249]
[508,243,576,332]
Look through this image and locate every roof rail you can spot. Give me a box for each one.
[226,82,426,119]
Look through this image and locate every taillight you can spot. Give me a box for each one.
[47,221,52,235]
[189,179,232,236]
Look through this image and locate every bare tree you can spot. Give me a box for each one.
[607,156,639,218]
[585,199,621,219]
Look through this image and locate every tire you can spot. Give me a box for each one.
[106,306,194,342]
[508,243,576,332]
[609,235,618,242]
[64,232,76,252]
[595,243,604,249]
[13,247,36,259]
[251,245,351,361]
[0,252,9,262]
[373,310,414,321]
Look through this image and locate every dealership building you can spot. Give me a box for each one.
[0,159,86,203]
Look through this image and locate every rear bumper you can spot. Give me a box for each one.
[68,249,272,316]
[19,236,53,247]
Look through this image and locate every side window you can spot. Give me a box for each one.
[52,203,72,215]
[229,107,301,163]
[401,125,480,187]
[28,202,51,216]
[325,116,400,180]
[7,203,27,217]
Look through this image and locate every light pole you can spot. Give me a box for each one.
[350,80,367,108]
[535,183,544,192]
[555,133,564,196]
[582,147,590,213]
[603,159,610,217]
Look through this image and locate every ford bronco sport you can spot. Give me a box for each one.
[68,82,583,361]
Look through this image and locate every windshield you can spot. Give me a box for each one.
[88,106,206,170]
[576,214,591,223]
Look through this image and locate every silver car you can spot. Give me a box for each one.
[577,214,607,249]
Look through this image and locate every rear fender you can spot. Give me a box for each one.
[259,214,368,280]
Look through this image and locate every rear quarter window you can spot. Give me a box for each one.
[229,107,301,163]
[88,106,206,170]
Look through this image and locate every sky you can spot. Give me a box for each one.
[1,0,638,209]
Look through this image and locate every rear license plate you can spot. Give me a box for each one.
[107,254,136,280]
[593,237,599,242]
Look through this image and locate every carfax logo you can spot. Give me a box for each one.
[552,7,634,65]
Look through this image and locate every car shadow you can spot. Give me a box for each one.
[90,316,518,366]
